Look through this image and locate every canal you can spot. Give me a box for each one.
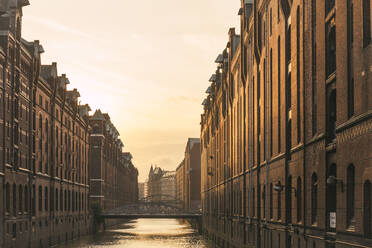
[55,218,209,248]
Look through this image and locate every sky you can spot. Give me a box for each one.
[22,0,240,182]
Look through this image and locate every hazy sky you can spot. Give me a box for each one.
[22,0,240,182]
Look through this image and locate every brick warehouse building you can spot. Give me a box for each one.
[201,0,371,248]
[176,138,201,210]
[0,1,138,248]
[89,110,138,211]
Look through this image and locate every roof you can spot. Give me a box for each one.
[187,138,200,151]
[209,74,217,82]
[215,54,224,63]
[90,109,106,121]
[41,64,57,80]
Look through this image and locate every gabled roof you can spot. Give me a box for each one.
[209,74,217,82]
[41,63,57,80]
[205,86,212,94]
[215,54,224,63]
[90,109,106,121]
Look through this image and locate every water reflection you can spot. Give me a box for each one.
[56,219,208,248]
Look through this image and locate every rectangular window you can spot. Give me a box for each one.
[363,0,371,47]
[312,0,317,135]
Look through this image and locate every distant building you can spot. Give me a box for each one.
[176,160,185,208]
[147,166,176,203]
[176,138,201,210]
[89,110,138,211]
[138,182,145,200]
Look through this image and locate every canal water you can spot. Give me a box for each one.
[56,218,209,248]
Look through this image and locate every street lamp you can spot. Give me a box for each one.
[326,175,344,192]
[274,181,297,197]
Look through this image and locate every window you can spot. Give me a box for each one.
[278,36,281,153]
[346,164,355,226]
[13,184,16,216]
[43,188,48,213]
[270,48,273,156]
[32,185,35,216]
[24,185,28,212]
[18,185,23,213]
[39,114,42,131]
[55,189,58,211]
[50,188,54,211]
[364,180,371,238]
[297,177,302,222]
[278,182,282,220]
[363,0,371,47]
[252,188,255,217]
[326,21,336,77]
[64,190,67,211]
[297,7,301,144]
[263,185,266,219]
[326,89,337,142]
[38,186,42,212]
[286,25,292,63]
[6,183,10,213]
[60,189,63,211]
[270,183,273,219]
[311,173,318,224]
[270,8,272,36]
[287,176,292,223]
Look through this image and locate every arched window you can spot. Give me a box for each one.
[287,176,292,223]
[18,185,23,213]
[60,189,63,211]
[311,173,318,224]
[38,186,42,212]
[297,177,302,222]
[72,190,75,212]
[278,181,282,220]
[64,190,67,211]
[263,185,266,219]
[13,184,17,216]
[32,185,35,216]
[5,183,10,213]
[326,23,336,77]
[55,189,58,211]
[327,89,337,142]
[252,187,255,217]
[68,190,71,211]
[50,187,54,211]
[347,164,355,226]
[45,187,48,211]
[270,183,273,219]
[364,180,372,238]
[39,114,43,131]
[24,185,28,212]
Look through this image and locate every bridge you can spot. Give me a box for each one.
[99,195,202,220]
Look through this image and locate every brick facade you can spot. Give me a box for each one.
[176,138,201,210]
[88,111,138,211]
[0,1,138,247]
[200,0,372,247]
